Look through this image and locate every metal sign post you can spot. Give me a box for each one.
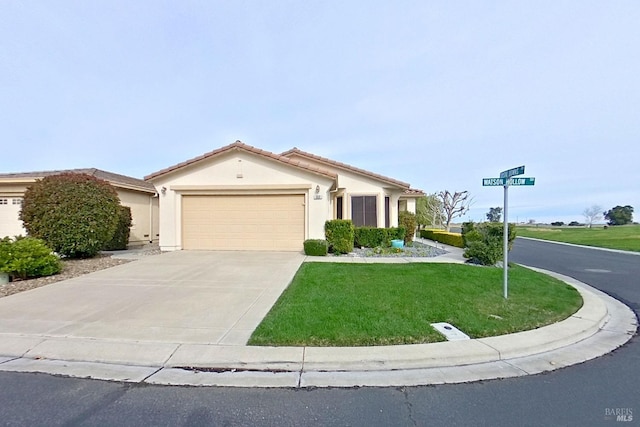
[503,182,509,299]
[482,166,535,299]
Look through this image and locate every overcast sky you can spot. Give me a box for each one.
[2,2,638,224]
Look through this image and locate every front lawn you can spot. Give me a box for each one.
[517,225,640,252]
[249,263,582,346]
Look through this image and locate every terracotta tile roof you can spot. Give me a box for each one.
[280,147,411,189]
[402,188,425,196]
[0,168,155,193]
[144,141,338,181]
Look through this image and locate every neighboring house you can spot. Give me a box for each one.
[145,141,424,252]
[0,169,159,246]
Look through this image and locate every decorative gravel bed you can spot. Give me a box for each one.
[350,240,447,258]
[0,247,161,298]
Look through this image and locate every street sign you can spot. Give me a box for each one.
[482,166,536,299]
[483,178,506,186]
[483,177,535,186]
[499,165,525,179]
[508,177,535,186]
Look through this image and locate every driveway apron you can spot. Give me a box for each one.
[0,251,305,347]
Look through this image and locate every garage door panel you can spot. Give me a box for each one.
[0,201,26,238]
[182,195,304,251]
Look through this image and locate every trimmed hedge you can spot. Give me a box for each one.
[304,239,328,256]
[103,206,132,251]
[325,220,354,254]
[354,227,405,248]
[0,237,61,280]
[420,229,465,248]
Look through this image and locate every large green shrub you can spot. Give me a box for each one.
[303,239,328,256]
[103,206,132,251]
[462,222,516,249]
[20,173,121,258]
[461,221,477,246]
[461,221,517,265]
[354,227,405,248]
[0,237,61,280]
[325,220,354,254]
[398,211,417,243]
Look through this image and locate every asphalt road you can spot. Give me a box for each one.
[0,239,638,426]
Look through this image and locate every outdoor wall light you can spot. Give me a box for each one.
[161,186,167,195]
[315,185,320,194]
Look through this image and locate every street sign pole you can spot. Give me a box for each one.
[503,183,509,299]
[483,166,535,300]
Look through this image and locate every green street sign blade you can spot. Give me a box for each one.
[499,165,525,179]
[508,177,535,186]
[482,177,535,186]
[483,178,506,186]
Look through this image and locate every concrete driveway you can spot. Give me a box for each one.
[0,251,305,347]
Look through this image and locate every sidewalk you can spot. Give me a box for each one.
[0,242,636,388]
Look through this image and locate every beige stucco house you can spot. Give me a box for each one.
[145,141,423,252]
[0,169,159,246]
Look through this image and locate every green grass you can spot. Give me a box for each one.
[516,224,640,252]
[248,263,582,346]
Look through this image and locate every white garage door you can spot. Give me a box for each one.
[182,194,305,251]
[0,198,26,238]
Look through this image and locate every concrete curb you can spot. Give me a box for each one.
[0,267,636,388]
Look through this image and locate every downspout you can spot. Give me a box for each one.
[150,192,159,244]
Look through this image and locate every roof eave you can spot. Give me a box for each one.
[281,148,411,189]
[145,141,338,182]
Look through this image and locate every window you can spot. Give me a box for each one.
[336,196,343,220]
[0,199,7,205]
[351,196,377,227]
[12,198,22,205]
[385,197,390,228]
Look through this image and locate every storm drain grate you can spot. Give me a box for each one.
[430,322,470,341]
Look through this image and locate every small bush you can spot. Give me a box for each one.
[304,239,328,256]
[325,220,354,254]
[103,206,132,251]
[398,211,417,243]
[0,237,61,280]
[354,227,405,248]
[464,237,503,266]
[461,222,477,247]
[420,229,465,248]
[0,238,11,274]
[461,222,516,266]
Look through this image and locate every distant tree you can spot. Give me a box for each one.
[438,190,471,232]
[416,194,445,229]
[486,207,502,223]
[583,205,603,228]
[568,221,582,226]
[551,221,564,226]
[527,219,536,225]
[604,205,634,226]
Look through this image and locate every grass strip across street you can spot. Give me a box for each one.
[249,263,582,347]
[516,224,640,252]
